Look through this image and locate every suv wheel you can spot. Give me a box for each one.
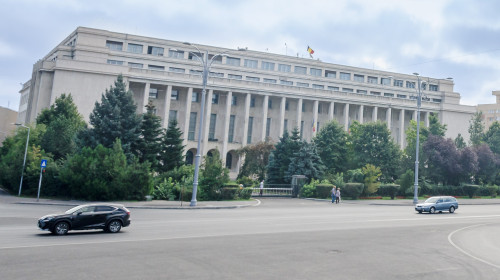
[429,207,436,214]
[54,221,69,235]
[449,206,455,213]
[107,220,122,233]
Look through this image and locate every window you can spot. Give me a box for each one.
[312,84,324,89]
[246,76,260,82]
[250,97,255,107]
[266,118,271,137]
[226,57,240,66]
[381,78,391,85]
[268,99,272,109]
[212,93,219,104]
[357,89,367,94]
[148,65,164,71]
[280,80,293,86]
[106,40,123,51]
[284,119,288,131]
[231,96,237,106]
[127,43,143,54]
[185,151,194,165]
[128,62,143,68]
[340,72,351,80]
[429,84,439,91]
[406,81,415,88]
[228,74,242,80]
[188,112,197,140]
[297,82,309,88]
[228,115,235,143]
[432,98,441,103]
[371,91,381,96]
[342,88,353,92]
[263,78,277,84]
[285,101,289,111]
[397,94,407,99]
[325,70,336,78]
[328,86,339,91]
[208,54,222,64]
[190,70,203,75]
[169,110,177,123]
[302,103,305,112]
[209,72,224,78]
[225,153,232,169]
[247,117,253,144]
[192,92,199,102]
[261,61,275,71]
[384,93,394,97]
[278,64,291,72]
[310,68,322,76]
[208,114,217,140]
[367,76,378,84]
[168,49,184,59]
[188,52,202,61]
[148,46,164,56]
[294,66,307,75]
[318,104,322,114]
[149,88,158,99]
[394,79,403,87]
[244,59,258,68]
[300,121,304,138]
[354,74,364,82]
[171,90,179,100]
[107,59,123,65]
[169,67,185,73]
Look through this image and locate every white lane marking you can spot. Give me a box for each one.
[252,199,261,206]
[448,223,500,269]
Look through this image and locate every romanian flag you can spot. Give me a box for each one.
[312,119,316,132]
[307,46,314,58]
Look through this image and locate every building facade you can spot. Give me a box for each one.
[18,27,475,176]
[0,106,18,147]
[477,91,500,129]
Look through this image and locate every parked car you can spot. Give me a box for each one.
[415,196,458,214]
[38,204,131,235]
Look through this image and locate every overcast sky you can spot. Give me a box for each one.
[1,0,499,111]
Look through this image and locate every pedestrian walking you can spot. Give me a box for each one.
[259,180,264,196]
[331,186,337,203]
[336,188,341,204]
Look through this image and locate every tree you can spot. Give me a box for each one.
[159,119,185,173]
[313,120,349,175]
[199,150,229,200]
[265,128,302,184]
[138,101,163,171]
[474,144,499,184]
[483,121,500,155]
[83,75,142,158]
[286,142,325,182]
[36,94,86,160]
[468,111,485,146]
[362,164,382,195]
[428,114,447,136]
[237,140,275,181]
[455,133,467,149]
[348,121,401,180]
[403,120,430,173]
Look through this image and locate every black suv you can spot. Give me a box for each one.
[38,204,131,235]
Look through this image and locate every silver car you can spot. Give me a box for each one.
[415,196,458,214]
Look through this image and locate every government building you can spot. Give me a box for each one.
[18,27,475,176]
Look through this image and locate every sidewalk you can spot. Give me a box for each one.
[0,188,260,209]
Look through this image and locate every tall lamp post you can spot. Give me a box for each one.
[13,123,30,196]
[183,43,239,207]
[412,73,422,205]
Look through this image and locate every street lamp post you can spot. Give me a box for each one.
[184,43,234,207]
[14,123,30,196]
[412,73,422,205]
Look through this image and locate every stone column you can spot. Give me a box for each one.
[329,101,335,121]
[425,111,430,127]
[344,103,350,131]
[162,85,172,128]
[202,89,213,155]
[313,100,319,137]
[413,110,417,123]
[242,93,251,146]
[279,96,286,137]
[386,107,392,129]
[372,106,378,122]
[359,104,364,124]
[183,87,193,147]
[143,82,150,113]
[400,109,405,149]
[261,95,269,141]
[222,91,232,166]
[297,98,303,132]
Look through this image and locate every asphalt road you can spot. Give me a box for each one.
[1,198,499,279]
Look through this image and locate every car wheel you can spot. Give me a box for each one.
[54,222,69,235]
[107,220,122,233]
[418,210,423,214]
[449,206,455,213]
[429,207,436,214]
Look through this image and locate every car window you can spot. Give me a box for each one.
[95,206,114,212]
[425,197,438,203]
[77,206,95,214]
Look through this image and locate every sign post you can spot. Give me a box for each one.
[37,159,47,202]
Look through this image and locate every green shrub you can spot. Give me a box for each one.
[316,184,334,199]
[152,177,176,200]
[378,184,400,199]
[238,187,253,199]
[236,177,256,187]
[342,183,364,199]
[462,184,479,198]
[221,187,238,200]
[487,185,499,197]
[300,179,318,198]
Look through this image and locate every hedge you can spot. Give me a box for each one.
[378,184,400,199]
[342,183,364,199]
[316,184,334,199]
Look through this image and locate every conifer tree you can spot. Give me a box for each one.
[159,119,185,173]
[138,101,163,171]
[286,142,325,182]
[468,111,485,147]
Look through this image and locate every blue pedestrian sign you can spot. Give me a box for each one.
[40,159,47,168]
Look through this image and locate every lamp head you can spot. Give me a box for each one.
[183,42,192,46]
[413,73,420,76]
